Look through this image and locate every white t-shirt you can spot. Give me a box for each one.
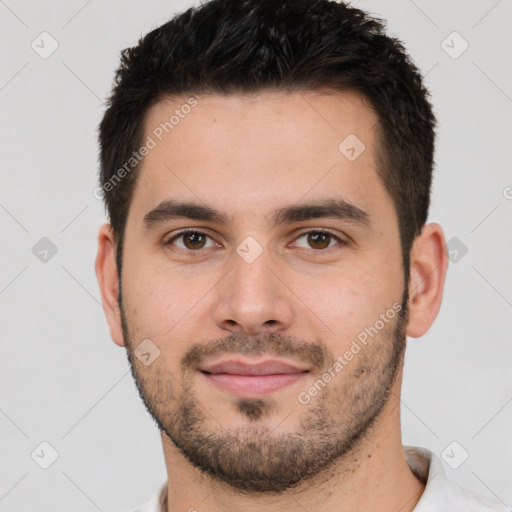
[131,445,510,511]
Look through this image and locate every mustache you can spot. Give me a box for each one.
[181,332,329,371]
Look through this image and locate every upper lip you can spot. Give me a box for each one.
[200,358,310,376]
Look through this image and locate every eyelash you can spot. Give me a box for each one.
[164,228,347,256]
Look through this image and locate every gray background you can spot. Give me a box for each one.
[1,0,511,510]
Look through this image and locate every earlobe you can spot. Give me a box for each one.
[406,223,448,338]
[95,223,126,347]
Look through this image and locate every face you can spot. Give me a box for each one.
[117,90,408,492]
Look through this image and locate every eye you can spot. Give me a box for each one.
[166,230,217,251]
[164,228,346,254]
[293,230,344,250]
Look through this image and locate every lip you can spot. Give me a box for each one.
[201,359,309,375]
[199,358,310,396]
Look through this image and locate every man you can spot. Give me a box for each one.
[94,0,508,510]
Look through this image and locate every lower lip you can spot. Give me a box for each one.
[201,372,307,396]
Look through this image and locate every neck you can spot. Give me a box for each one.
[160,380,425,512]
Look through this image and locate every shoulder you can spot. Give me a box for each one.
[123,481,167,512]
[404,446,511,512]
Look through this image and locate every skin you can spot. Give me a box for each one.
[96,89,448,512]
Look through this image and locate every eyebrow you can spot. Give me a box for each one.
[143,198,371,230]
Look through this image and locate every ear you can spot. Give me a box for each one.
[406,223,448,338]
[95,223,125,347]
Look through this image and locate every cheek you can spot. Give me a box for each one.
[121,254,176,337]
[292,263,401,346]
[121,252,216,343]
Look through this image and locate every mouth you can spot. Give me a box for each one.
[199,358,310,396]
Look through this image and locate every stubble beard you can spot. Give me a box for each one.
[121,291,408,494]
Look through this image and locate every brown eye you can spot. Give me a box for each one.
[167,231,215,251]
[295,230,342,250]
[182,232,207,249]
[308,232,330,249]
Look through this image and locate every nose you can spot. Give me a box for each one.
[211,248,295,337]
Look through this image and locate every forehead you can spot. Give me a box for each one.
[143,88,379,159]
[129,89,390,226]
